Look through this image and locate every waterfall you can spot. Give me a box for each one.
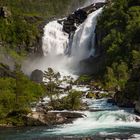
[69,8,102,61]
[22,3,103,78]
[42,21,69,56]
[40,8,102,76]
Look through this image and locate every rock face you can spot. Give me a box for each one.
[62,9,87,34]
[83,2,106,14]
[0,7,11,18]
[30,69,43,83]
[59,2,106,34]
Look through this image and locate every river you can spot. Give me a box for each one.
[1,98,140,140]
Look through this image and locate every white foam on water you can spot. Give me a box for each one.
[42,98,140,136]
[72,85,90,92]
[69,8,103,62]
[44,109,140,136]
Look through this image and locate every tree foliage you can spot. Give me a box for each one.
[96,0,140,103]
[0,64,45,120]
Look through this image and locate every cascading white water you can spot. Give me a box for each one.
[42,21,69,56]
[69,8,102,61]
[41,8,103,77]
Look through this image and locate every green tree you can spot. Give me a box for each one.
[43,68,62,106]
[62,90,82,110]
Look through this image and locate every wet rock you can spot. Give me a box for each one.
[0,6,11,18]
[83,2,106,14]
[107,98,116,105]
[95,2,106,9]
[135,116,140,122]
[30,69,43,83]
[63,9,87,34]
[25,111,84,126]
[23,115,45,126]
[62,2,106,34]
[59,112,84,119]
[62,9,87,34]
[74,9,87,24]
[135,99,140,114]
[114,91,135,108]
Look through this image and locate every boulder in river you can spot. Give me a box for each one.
[107,98,116,105]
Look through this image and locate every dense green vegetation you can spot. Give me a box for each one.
[0,64,45,125]
[97,0,140,103]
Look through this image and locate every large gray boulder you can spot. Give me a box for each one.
[30,69,43,83]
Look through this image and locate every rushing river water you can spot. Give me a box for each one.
[1,98,140,140]
[17,1,140,139]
